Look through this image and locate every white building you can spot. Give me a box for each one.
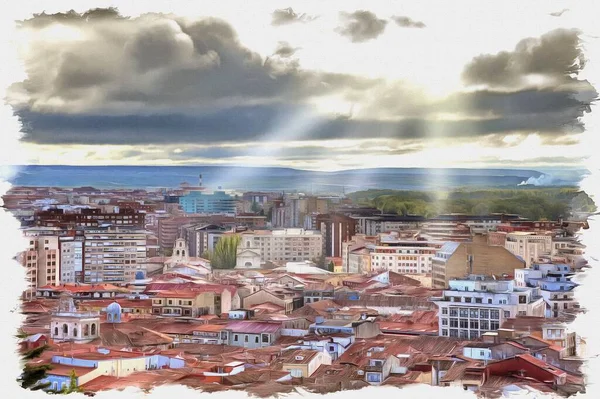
[83,228,147,284]
[504,232,552,267]
[236,235,263,269]
[368,234,443,274]
[514,263,579,317]
[59,235,84,284]
[239,229,322,263]
[432,275,545,339]
[50,292,100,344]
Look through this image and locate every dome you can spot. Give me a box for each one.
[135,271,146,280]
[106,301,122,323]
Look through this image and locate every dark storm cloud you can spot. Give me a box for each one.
[9,12,379,114]
[271,8,316,26]
[10,8,597,154]
[437,88,595,117]
[462,28,586,88]
[336,11,387,43]
[391,16,426,28]
[17,99,585,146]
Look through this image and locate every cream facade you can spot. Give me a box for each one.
[504,232,552,267]
[84,229,147,284]
[240,229,322,263]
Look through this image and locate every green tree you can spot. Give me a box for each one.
[18,344,52,391]
[60,369,81,394]
[250,201,261,214]
[210,235,241,269]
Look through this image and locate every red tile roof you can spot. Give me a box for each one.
[47,364,96,377]
[226,321,282,334]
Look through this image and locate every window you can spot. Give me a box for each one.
[479,309,489,319]
[441,329,448,336]
[367,373,382,383]
[460,330,469,339]
[449,308,458,317]
[475,298,482,304]
[479,351,485,357]
[490,310,499,320]
[54,327,58,336]
[441,308,448,315]
[503,311,510,318]
[441,318,448,326]
[450,319,458,328]
[255,336,259,343]
[460,320,469,329]
[519,296,527,304]
[84,325,89,336]
[480,320,489,330]
[470,320,479,329]
[470,309,478,318]
[73,328,78,337]
[449,329,458,337]
[62,324,68,334]
[464,297,471,303]
[91,324,96,335]
[459,309,468,317]
[490,321,500,330]
[488,298,493,304]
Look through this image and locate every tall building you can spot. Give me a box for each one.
[316,213,357,258]
[59,232,84,283]
[83,228,147,284]
[20,233,61,295]
[432,275,545,339]
[431,235,526,289]
[179,191,236,215]
[237,229,322,264]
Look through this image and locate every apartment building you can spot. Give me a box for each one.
[316,213,357,258]
[59,233,84,283]
[431,235,526,289]
[237,229,322,264]
[504,232,552,267]
[368,234,443,274]
[432,275,545,339]
[342,234,377,273]
[83,228,147,284]
[20,233,61,294]
[514,263,579,317]
[34,207,146,229]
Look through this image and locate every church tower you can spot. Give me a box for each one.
[50,292,100,343]
[172,237,190,263]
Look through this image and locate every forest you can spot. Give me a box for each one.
[347,187,597,221]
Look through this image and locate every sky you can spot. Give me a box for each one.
[5,0,599,171]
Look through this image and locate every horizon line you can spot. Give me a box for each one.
[10,164,588,174]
